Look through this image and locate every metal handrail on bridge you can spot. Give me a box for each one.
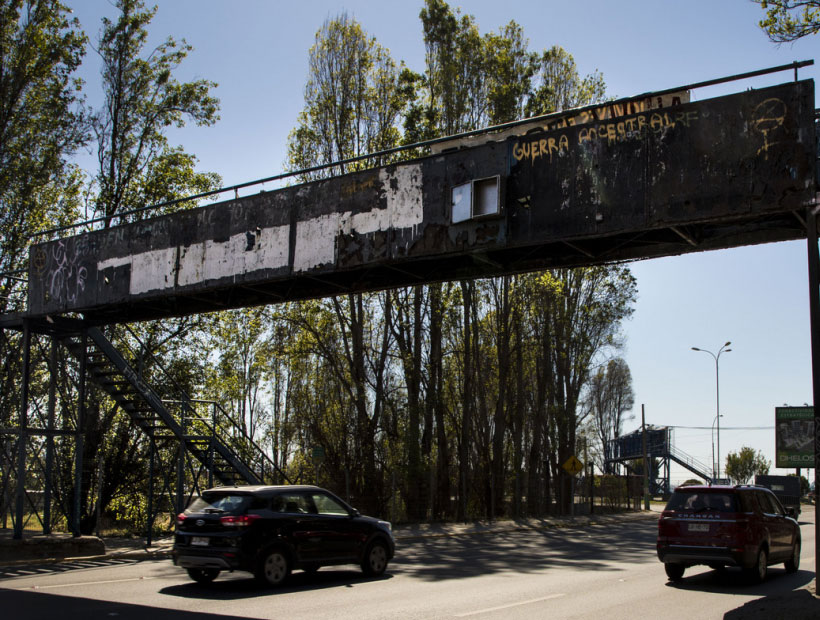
[25,59,815,241]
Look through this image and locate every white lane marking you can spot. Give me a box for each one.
[20,576,156,590]
[453,593,566,617]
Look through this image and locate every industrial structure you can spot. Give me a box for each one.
[604,426,714,497]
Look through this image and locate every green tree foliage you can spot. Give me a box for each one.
[206,307,274,442]
[92,0,220,226]
[526,46,606,116]
[286,13,407,177]
[789,473,810,496]
[725,446,771,484]
[0,1,87,524]
[0,0,87,300]
[67,0,222,533]
[754,1,820,42]
[417,0,536,135]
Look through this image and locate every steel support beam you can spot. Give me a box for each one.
[72,330,87,537]
[147,432,155,548]
[43,340,57,534]
[807,207,820,580]
[13,320,31,539]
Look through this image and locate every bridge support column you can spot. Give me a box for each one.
[147,432,155,548]
[13,321,31,540]
[806,207,820,580]
[43,340,57,534]
[72,330,87,537]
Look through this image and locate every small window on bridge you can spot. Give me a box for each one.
[451,176,500,223]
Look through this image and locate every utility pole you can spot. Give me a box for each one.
[642,405,649,511]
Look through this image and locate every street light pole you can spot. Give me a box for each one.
[711,413,723,481]
[692,342,731,480]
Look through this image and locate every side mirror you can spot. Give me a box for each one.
[786,507,797,519]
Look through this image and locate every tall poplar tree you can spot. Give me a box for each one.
[67,0,222,533]
[92,0,220,226]
[0,0,87,303]
[285,13,408,515]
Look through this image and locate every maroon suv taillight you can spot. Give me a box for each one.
[176,513,186,527]
[220,514,261,527]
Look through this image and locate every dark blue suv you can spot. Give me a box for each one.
[173,485,395,586]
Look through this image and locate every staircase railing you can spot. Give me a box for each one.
[114,324,290,485]
[668,444,713,482]
[162,398,287,485]
[76,324,289,486]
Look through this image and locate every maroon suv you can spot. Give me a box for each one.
[657,484,801,582]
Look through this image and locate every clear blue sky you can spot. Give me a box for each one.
[65,0,819,483]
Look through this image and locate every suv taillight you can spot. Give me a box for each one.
[176,513,186,527]
[220,514,261,527]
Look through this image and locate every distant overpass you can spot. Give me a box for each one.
[605,426,714,495]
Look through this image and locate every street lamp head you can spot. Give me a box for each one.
[691,347,701,351]
[724,341,731,347]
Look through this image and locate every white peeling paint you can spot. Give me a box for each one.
[94,162,426,294]
[131,247,176,294]
[177,225,290,287]
[96,255,133,271]
[383,163,424,229]
[294,212,339,272]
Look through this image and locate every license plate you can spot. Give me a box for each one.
[191,536,209,546]
[687,523,709,532]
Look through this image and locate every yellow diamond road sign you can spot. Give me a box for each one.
[563,455,584,476]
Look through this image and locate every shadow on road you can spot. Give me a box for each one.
[391,518,658,582]
[0,587,249,620]
[723,579,819,620]
[665,566,814,591]
[0,556,138,580]
[160,569,392,600]
[665,566,818,619]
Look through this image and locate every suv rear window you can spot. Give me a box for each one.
[665,490,738,512]
[186,493,253,515]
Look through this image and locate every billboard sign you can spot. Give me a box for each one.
[775,406,815,468]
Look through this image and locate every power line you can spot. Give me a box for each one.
[666,425,774,430]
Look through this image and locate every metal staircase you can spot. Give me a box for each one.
[605,426,713,497]
[667,444,713,484]
[59,325,288,488]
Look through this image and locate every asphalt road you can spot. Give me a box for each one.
[0,508,816,620]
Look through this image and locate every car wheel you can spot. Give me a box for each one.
[256,548,291,587]
[186,568,219,584]
[361,540,389,576]
[785,539,801,573]
[664,563,685,581]
[745,547,768,584]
